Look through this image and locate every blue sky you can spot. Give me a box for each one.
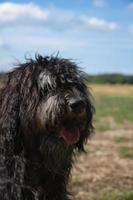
[0,0,133,74]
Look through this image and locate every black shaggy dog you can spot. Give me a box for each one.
[0,55,94,200]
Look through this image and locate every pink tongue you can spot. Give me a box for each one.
[60,128,80,145]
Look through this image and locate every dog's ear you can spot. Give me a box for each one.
[0,73,26,198]
[0,86,23,157]
[0,73,21,143]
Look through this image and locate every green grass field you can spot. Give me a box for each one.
[91,85,133,200]
[93,192,133,200]
[90,84,133,132]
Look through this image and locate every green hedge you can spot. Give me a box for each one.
[86,74,133,84]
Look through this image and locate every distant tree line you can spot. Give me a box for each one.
[86,74,133,84]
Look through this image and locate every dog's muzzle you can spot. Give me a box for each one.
[58,99,86,145]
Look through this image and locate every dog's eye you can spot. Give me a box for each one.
[43,87,49,95]
[41,86,58,97]
[39,85,49,96]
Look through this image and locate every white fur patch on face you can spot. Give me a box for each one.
[38,71,57,91]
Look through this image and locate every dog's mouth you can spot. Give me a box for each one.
[59,127,80,145]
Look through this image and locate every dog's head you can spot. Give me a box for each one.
[7,56,94,152]
[30,56,94,151]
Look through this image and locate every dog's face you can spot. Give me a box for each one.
[33,59,93,147]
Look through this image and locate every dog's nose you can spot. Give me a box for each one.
[70,99,85,113]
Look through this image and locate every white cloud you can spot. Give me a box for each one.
[92,0,106,8]
[0,2,119,32]
[0,2,49,23]
[82,16,119,31]
[0,2,76,28]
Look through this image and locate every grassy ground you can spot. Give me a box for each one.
[90,84,133,132]
[70,84,133,200]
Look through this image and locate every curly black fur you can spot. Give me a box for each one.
[0,55,94,200]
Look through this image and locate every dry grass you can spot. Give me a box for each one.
[70,129,133,200]
[89,84,133,96]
